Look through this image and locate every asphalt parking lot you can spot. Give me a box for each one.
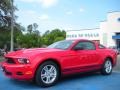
[0,55,120,90]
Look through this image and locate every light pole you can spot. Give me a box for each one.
[10,0,14,51]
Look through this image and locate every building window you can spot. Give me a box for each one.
[81,34,83,37]
[90,34,93,37]
[72,35,74,38]
[79,34,83,37]
[96,33,99,37]
[69,35,71,38]
[75,35,77,37]
[85,34,87,37]
[88,34,90,37]
[94,34,96,37]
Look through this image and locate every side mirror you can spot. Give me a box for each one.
[74,47,84,50]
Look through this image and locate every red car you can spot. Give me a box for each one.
[1,39,117,87]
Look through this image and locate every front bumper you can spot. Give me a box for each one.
[1,63,34,80]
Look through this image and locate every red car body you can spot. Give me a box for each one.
[1,40,117,81]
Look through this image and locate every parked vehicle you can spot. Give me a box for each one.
[0,49,6,56]
[1,39,117,87]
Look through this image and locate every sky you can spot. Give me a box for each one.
[15,0,120,34]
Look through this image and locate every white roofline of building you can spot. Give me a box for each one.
[108,11,120,14]
[66,28,100,32]
[100,11,120,23]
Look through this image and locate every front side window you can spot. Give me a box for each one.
[74,41,96,50]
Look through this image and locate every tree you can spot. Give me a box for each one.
[54,37,65,42]
[42,29,66,45]
[33,23,38,31]
[27,23,39,34]
[16,27,66,48]
[0,0,23,49]
[0,0,16,27]
[17,23,42,48]
[27,24,33,34]
[0,24,24,49]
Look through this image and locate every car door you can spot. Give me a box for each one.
[72,41,99,69]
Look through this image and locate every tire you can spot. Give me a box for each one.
[101,59,112,75]
[35,61,60,87]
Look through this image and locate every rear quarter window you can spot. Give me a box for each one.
[99,44,106,49]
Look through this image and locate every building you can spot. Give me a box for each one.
[66,11,120,48]
[66,28,100,43]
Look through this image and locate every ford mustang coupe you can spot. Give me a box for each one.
[1,39,117,87]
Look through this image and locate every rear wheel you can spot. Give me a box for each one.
[35,61,60,87]
[101,59,112,75]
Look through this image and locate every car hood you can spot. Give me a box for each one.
[5,48,64,58]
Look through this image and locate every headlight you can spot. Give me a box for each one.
[17,58,30,64]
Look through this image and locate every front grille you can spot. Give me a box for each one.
[16,72,23,75]
[6,58,16,64]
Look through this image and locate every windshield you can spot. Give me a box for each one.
[47,40,75,50]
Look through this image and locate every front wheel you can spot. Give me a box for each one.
[35,61,60,87]
[101,59,112,75]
